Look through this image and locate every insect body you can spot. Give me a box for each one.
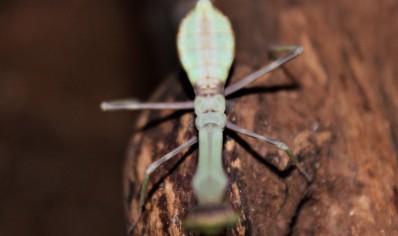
[178,0,233,212]
[101,0,311,234]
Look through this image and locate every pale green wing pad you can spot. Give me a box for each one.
[177,0,235,85]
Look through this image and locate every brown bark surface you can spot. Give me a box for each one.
[125,0,398,235]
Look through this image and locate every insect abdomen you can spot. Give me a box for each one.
[177,0,235,87]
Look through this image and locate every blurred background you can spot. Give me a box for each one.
[0,0,195,235]
[1,0,398,235]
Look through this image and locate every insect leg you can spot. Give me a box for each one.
[101,99,194,111]
[224,46,303,96]
[269,45,303,54]
[128,136,198,234]
[226,121,312,182]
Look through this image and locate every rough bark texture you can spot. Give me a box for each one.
[124,0,398,235]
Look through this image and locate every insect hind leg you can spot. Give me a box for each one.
[127,136,198,234]
[226,121,312,182]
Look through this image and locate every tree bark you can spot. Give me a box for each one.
[124,0,398,235]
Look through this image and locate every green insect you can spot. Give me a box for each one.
[101,0,311,234]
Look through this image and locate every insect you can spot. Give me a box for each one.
[101,0,311,234]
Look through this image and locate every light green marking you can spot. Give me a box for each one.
[177,0,235,85]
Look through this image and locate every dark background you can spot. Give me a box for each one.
[2,0,398,235]
[0,0,191,235]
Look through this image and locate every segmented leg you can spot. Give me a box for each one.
[224,45,303,96]
[128,136,198,234]
[101,99,194,111]
[226,121,312,182]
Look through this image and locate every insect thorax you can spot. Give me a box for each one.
[177,0,235,87]
[194,94,226,130]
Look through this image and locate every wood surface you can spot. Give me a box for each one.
[124,0,398,235]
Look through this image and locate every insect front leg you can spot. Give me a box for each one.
[226,121,312,182]
[269,45,303,55]
[101,99,194,111]
[224,45,303,96]
[127,136,198,234]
